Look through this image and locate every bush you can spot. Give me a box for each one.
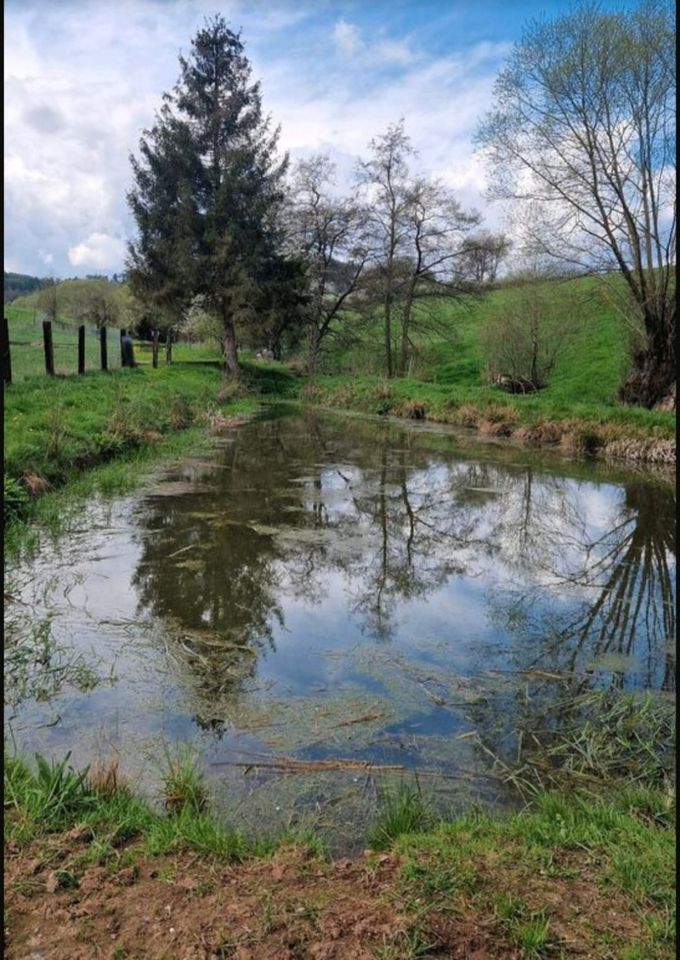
[480,275,587,389]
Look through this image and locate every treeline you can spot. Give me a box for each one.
[13,2,674,408]
[123,3,674,408]
[4,272,47,303]
[125,16,511,379]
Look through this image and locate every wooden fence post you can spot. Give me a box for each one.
[2,317,11,385]
[78,325,86,374]
[120,329,125,366]
[43,321,55,376]
[100,325,108,371]
[152,328,159,368]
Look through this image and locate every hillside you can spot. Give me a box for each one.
[3,271,46,303]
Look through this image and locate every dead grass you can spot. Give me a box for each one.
[22,473,52,497]
[87,756,127,798]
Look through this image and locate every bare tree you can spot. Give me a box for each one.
[459,231,511,284]
[396,178,480,375]
[356,121,415,378]
[477,0,676,408]
[286,156,370,372]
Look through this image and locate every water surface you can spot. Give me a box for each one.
[5,409,675,849]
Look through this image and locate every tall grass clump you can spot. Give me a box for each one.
[160,745,209,815]
[367,780,432,850]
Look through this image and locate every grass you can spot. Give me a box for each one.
[4,750,266,860]
[297,276,675,456]
[394,789,675,958]
[2,362,271,536]
[159,745,209,815]
[367,781,432,851]
[476,688,676,800]
[5,747,674,958]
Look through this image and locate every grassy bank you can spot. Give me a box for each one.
[2,364,269,531]
[4,748,675,959]
[3,358,674,545]
[299,373,675,464]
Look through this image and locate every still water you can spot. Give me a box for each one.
[5,408,676,848]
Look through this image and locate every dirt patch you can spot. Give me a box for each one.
[4,834,661,960]
[5,843,415,960]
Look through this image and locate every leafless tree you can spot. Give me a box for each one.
[459,231,512,284]
[286,155,370,372]
[396,177,480,375]
[356,121,415,378]
[477,0,676,408]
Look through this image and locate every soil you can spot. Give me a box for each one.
[4,833,651,960]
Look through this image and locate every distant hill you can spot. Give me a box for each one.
[4,271,46,303]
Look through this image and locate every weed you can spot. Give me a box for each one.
[367,781,432,851]
[160,745,209,815]
[4,475,29,524]
[511,910,552,957]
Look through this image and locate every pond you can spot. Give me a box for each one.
[5,407,676,850]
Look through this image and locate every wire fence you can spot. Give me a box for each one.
[2,305,225,385]
[3,307,125,383]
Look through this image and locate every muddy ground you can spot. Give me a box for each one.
[4,831,651,960]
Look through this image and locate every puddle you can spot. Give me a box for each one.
[4,409,676,851]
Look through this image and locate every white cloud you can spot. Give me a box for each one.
[68,232,127,269]
[332,20,363,57]
[331,18,416,66]
[4,1,512,276]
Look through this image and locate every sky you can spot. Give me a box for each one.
[4,0,636,278]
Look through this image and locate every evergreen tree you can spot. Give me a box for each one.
[127,16,289,374]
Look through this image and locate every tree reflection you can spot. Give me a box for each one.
[130,413,675,730]
[488,478,675,692]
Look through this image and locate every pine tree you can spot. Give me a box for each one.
[127,16,289,374]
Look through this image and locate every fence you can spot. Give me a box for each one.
[0,307,178,384]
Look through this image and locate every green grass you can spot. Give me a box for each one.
[5,304,124,380]
[3,363,264,521]
[367,781,432,851]
[159,745,209,815]
[303,276,675,442]
[4,750,268,860]
[394,789,675,958]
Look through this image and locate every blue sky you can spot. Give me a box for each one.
[4,0,639,277]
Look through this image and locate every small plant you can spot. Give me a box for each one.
[4,475,29,524]
[160,745,209,815]
[513,911,552,957]
[88,754,127,797]
[4,752,95,840]
[367,780,431,851]
[45,405,67,460]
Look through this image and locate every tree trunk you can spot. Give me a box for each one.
[620,312,675,409]
[530,316,539,387]
[307,326,322,375]
[222,314,240,377]
[398,286,416,377]
[384,295,393,378]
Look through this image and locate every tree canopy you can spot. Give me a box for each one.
[127,15,295,374]
[477,0,676,408]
